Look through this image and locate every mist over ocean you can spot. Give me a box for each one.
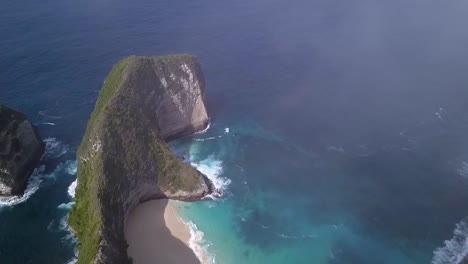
[1,0,468,263]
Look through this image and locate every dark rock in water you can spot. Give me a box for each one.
[69,55,212,264]
[0,104,44,196]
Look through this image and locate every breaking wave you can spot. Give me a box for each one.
[191,157,231,199]
[186,220,215,264]
[432,219,468,264]
[0,166,45,207]
[0,160,76,208]
[68,179,77,198]
[276,233,318,240]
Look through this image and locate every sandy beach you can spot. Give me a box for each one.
[125,199,200,264]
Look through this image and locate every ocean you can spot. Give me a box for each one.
[1,0,468,263]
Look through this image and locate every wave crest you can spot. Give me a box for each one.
[68,179,77,198]
[186,220,215,264]
[191,158,231,199]
[0,166,45,207]
[432,219,468,264]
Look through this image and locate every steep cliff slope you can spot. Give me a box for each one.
[69,55,212,264]
[0,104,44,196]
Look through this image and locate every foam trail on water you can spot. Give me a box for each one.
[44,137,68,158]
[41,122,55,126]
[432,219,468,264]
[327,145,345,153]
[38,110,62,119]
[0,166,45,207]
[194,136,218,142]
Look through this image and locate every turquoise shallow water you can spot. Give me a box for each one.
[2,0,468,263]
[172,118,468,264]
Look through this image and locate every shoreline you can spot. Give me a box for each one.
[125,199,210,264]
[171,200,213,264]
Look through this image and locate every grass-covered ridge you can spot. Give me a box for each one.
[68,55,210,264]
[68,57,131,264]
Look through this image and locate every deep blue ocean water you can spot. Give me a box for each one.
[1,0,468,263]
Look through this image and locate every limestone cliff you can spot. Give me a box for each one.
[69,55,212,264]
[0,104,44,196]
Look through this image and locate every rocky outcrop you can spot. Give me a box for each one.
[69,55,212,264]
[0,104,44,196]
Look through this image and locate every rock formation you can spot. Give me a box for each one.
[69,55,212,264]
[0,104,44,196]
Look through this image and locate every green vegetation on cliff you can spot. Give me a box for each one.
[69,55,211,264]
[69,58,129,264]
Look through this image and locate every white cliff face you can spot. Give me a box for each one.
[155,60,209,140]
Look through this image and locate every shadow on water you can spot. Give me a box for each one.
[125,199,200,264]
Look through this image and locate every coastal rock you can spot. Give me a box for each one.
[0,104,44,196]
[69,55,212,264]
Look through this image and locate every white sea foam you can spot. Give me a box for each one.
[66,257,78,264]
[194,136,218,142]
[60,214,78,262]
[58,202,75,210]
[191,157,231,199]
[44,137,68,158]
[0,159,76,208]
[458,162,468,179]
[186,220,215,264]
[65,160,77,175]
[41,122,55,126]
[68,179,77,198]
[0,166,45,207]
[432,219,468,264]
[38,111,63,119]
[195,122,211,134]
[276,232,318,240]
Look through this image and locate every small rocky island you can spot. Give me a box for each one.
[69,55,213,264]
[0,104,44,196]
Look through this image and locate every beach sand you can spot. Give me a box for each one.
[125,199,200,264]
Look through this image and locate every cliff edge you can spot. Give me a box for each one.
[0,104,44,196]
[69,55,212,264]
